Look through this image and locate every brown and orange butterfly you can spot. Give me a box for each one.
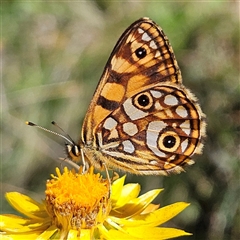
[32,17,206,176]
[65,17,207,175]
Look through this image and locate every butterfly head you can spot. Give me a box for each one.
[65,143,81,162]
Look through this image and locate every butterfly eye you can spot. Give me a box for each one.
[135,47,147,59]
[158,131,180,152]
[134,92,153,110]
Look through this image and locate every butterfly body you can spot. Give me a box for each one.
[69,17,206,175]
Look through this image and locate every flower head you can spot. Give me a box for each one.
[0,167,191,239]
[45,167,110,239]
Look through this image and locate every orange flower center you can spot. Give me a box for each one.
[45,167,110,233]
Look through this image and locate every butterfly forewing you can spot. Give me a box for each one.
[77,17,205,175]
[111,20,182,86]
[82,18,182,144]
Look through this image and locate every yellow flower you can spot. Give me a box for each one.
[0,167,191,239]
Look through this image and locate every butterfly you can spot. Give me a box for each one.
[66,17,206,176]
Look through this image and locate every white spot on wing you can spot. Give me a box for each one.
[150,160,158,165]
[138,28,144,34]
[142,32,151,41]
[176,106,188,118]
[122,140,135,153]
[103,117,117,130]
[123,98,148,120]
[123,122,138,136]
[181,139,188,153]
[149,121,167,131]
[164,95,178,106]
[180,120,191,135]
[150,40,157,49]
[150,90,162,98]
[155,51,160,58]
[146,121,167,157]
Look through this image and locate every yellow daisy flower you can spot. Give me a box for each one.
[0,167,191,239]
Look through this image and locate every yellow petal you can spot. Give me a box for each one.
[97,224,114,239]
[66,229,79,240]
[36,225,58,240]
[108,202,189,229]
[141,203,160,214]
[112,189,162,218]
[0,214,50,233]
[0,214,30,231]
[111,176,126,205]
[133,202,190,226]
[62,229,92,240]
[107,229,140,239]
[124,226,192,239]
[5,192,47,220]
[113,183,140,209]
[0,232,43,239]
[107,216,146,228]
[79,229,92,240]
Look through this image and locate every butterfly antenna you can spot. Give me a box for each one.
[26,121,74,145]
[51,121,76,144]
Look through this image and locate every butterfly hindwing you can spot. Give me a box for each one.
[92,83,204,175]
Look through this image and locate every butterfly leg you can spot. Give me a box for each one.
[101,162,111,197]
[81,148,91,174]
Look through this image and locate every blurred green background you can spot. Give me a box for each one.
[1,1,239,239]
